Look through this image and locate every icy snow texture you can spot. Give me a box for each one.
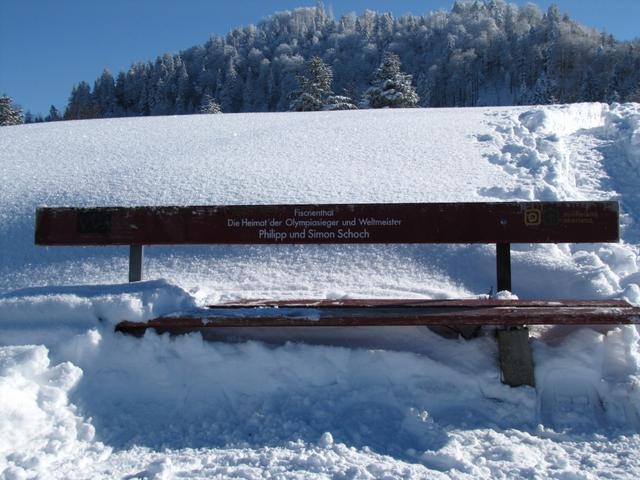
[0,345,109,478]
[2,104,640,478]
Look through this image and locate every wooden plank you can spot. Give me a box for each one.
[207,299,634,308]
[115,301,640,334]
[35,201,619,246]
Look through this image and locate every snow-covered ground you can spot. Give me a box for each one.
[1,103,640,478]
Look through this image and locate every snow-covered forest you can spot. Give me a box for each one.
[58,1,640,120]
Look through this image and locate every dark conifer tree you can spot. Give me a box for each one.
[64,82,95,120]
[46,105,61,121]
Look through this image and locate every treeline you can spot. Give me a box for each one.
[41,1,640,121]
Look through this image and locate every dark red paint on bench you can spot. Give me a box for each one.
[114,299,640,335]
[35,201,619,246]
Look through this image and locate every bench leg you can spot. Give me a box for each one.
[497,326,535,387]
[496,242,512,292]
[129,244,144,282]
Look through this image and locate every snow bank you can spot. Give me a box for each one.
[605,103,640,167]
[66,329,511,451]
[535,326,640,432]
[2,325,640,478]
[0,280,194,328]
[0,280,196,349]
[0,345,109,478]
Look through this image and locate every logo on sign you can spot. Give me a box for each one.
[524,208,542,226]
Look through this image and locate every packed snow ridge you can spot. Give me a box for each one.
[1,103,640,478]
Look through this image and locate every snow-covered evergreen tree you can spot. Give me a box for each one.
[0,95,23,126]
[362,52,419,108]
[289,56,333,111]
[199,94,222,114]
[323,95,357,110]
[525,72,558,105]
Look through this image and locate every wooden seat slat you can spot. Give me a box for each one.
[115,301,640,334]
[208,299,634,309]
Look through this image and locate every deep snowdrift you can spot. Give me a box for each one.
[1,104,640,478]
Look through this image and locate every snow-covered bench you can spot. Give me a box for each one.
[35,201,640,387]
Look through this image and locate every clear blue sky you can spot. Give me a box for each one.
[1,0,638,115]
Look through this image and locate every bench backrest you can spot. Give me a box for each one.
[35,201,620,287]
[35,201,619,246]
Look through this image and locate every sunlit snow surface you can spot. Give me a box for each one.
[1,104,640,478]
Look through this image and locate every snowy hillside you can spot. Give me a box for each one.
[1,104,640,478]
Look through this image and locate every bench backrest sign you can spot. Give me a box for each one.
[36,201,619,246]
